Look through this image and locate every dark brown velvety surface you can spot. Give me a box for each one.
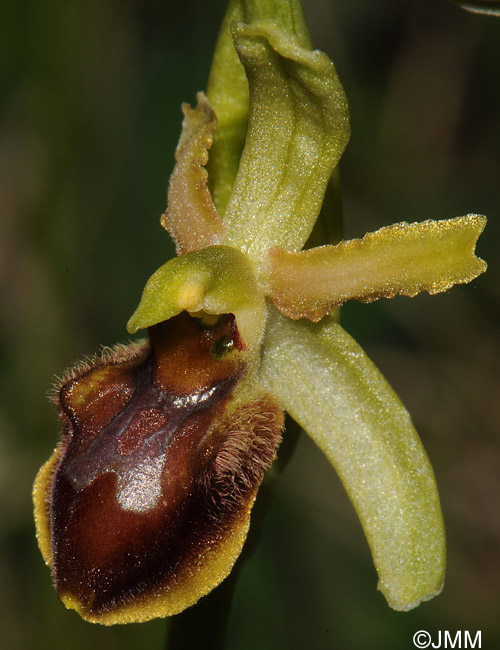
[50,313,282,615]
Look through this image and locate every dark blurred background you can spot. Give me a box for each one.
[1,1,499,648]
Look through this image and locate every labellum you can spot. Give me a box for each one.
[33,312,283,624]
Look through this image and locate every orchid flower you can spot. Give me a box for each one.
[33,0,486,625]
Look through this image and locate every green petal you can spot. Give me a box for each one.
[206,0,314,216]
[266,215,487,321]
[161,93,226,254]
[259,307,446,611]
[221,19,349,260]
[127,245,265,351]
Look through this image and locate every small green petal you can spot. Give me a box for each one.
[221,19,349,260]
[259,307,446,611]
[127,245,265,350]
[161,93,226,254]
[266,215,487,321]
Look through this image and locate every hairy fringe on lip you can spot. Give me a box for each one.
[47,339,150,404]
[197,395,284,521]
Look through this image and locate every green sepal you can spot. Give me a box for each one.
[127,245,266,350]
[221,18,350,260]
[259,307,446,611]
[206,0,314,216]
[206,0,248,216]
[266,215,487,321]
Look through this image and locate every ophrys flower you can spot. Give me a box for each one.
[33,0,486,624]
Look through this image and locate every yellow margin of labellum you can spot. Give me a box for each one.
[33,446,254,623]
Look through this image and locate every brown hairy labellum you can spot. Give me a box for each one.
[33,312,283,624]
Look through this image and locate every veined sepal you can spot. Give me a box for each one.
[206,0,314,215]
[259,307,446,611]
[266,215,487,321]
[220,17,349,259]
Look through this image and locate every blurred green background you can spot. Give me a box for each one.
[1,1,499,648]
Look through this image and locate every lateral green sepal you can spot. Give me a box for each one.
[259,307,446,610]
[266,215,487,321]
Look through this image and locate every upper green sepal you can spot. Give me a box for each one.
[206,0,314,216]
[220,18,350,260]
[127,245,266,350]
